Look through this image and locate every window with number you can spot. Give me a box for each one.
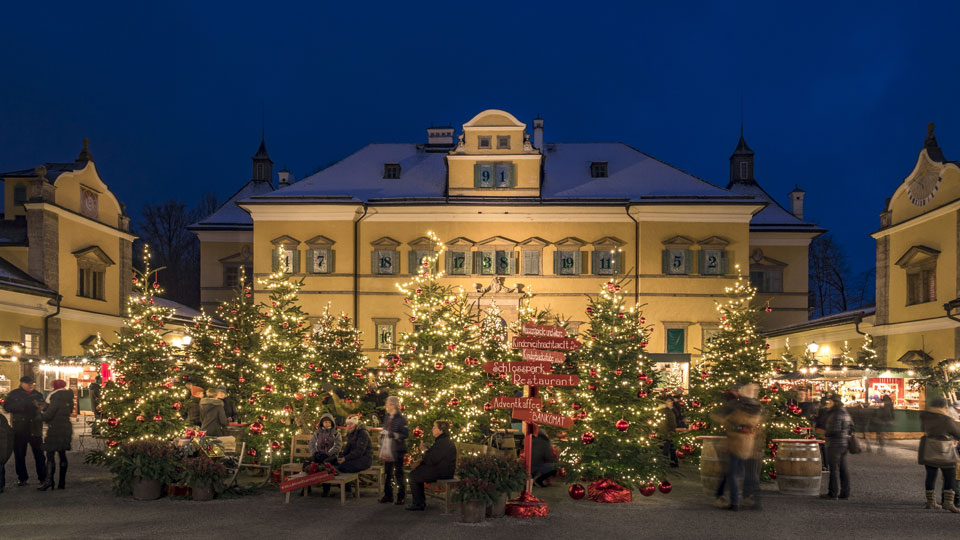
[446,251,471,275]
[408,250,438,274]
[308,248,334,274]
[474,250,515,275]
[662,249,692,275]
[554,250,581,275]
[373,249,399,275]
[698,249,728,275]
[592,251,620,275]
[474,162,515,188]
[375,322,396,350]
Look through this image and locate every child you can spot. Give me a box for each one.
[305,413,342,496]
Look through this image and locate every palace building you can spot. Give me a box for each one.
[766,124,960,417]
[194,109,822,384]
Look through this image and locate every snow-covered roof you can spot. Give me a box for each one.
[763,306,876,337]
[727,180,824,233]
[0,256,57,297]
[247,143,753,204]
[190,179,275,230]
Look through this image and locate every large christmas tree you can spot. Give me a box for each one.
[94,247,186,449]
[187,267,262,418]
[243,270,324,464]
[391,232,490,455]
[680,268,808,475]
[554,280,666,489]
[310,306,371,416]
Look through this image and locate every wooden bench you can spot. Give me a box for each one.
[280,432,362,505]
[424,478,459,513]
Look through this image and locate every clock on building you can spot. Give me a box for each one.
[907,169,940,207]
[80,187,99,219]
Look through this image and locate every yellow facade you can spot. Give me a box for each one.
[191,109,819,380]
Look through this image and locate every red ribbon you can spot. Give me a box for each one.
[506,491,550,518]
[588,478,633,504]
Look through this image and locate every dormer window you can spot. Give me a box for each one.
[478,136,492,149]
[383,163,401,179]
[897,245,939,306]
[497,136,511,149]
[740,162,748,179]
[590,162,608,178]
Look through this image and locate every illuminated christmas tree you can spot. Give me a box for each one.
[94,246,186,449]
[310,306,371,416]
[187,267,262,418]
[680,268,808,476]
[243,270,323,464]
[391,232,489,455]
[554,279,666,489]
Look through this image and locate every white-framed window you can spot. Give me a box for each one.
[21,329,41,357]
[478,136,491,149]
[497,135,511,149]
[446,251,471,275]
[698,249,728,275]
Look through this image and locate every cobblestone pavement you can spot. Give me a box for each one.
[1,439,957,540]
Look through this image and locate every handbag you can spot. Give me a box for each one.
[378,431,395,462]
[920,435,957,467]
[847,434,862,455]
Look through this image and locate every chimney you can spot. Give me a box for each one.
[278,168,294,188]
[533,116,544,151]
[425,126,455,152]
[788,185,805,220]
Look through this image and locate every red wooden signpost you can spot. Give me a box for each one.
[481,361,553,376]
[510,373,580,387]
[512,336,582,351]
[512,408,575,429]
[520,349,566,364]
[520,322,566,338]
[487,395,543,410]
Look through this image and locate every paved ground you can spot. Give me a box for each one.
[1,437,957,540]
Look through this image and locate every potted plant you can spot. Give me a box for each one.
[485,456,526,517]
[108,440,178,500]
[452,456,495,523]
[178,454,227,501]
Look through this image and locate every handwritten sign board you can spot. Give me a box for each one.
[511,373,580,387]
[521,323,566,338]
[481,361,552,376]
[512,408,575,429]
[512,336,581,351]
[487,396,543,410]
[521,349,566,364]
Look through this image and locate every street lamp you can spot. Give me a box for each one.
[182,335,193,346]
[807,342,820,354]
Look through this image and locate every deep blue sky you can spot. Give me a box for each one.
[2,1,959,270]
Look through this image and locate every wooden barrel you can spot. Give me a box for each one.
[773,439,822,496]
[698,436,727,494]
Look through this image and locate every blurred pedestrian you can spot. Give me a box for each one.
[88,376,102,419]
[378,396,408,505]
[876,393,895,455]
[531,428,558,487]
[2,376,46,486]
[712,383,763,511]
[182,385,204,427]
[199,388,228,437]
[919,397,960,512]
[673,393,688,429]
[820,394,854,500]
[38,380,73,491]
[0,412,13,493]
[215,386,237,422]
[660,396,679,468]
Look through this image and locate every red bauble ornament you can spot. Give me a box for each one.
[616,419,629,431]
[295,393,304,401]
[572,402,582,410]
[153,414,163,421]
[588,383,596,390]
[769,470,777,479]
[448,398,459,407]
[271,441,281,451]
[434,362,444,371]
[617,313,625,319]
[658,481,672,494]
[615,368,622,375]
[403,379,412,388]
[691,400,701,408]
[247,449,257,457]
[215,363,223,370]
[107,417,119,428]
[589,369,598,378]
[248,397,256,404]
[483,402,493,411]
[136,415,145,422]
[637,372,646,381]
[275,364,284,372]
[568,484,586,500]
[172,401,182,410]
[413,427,424,438]
[581,432,595,444]
[232,348,241,355]
[249,422,264,434]
[586,307,594,314]
[637,390,648,398]
[765,306,772,312]
[263,384,274,393]
[331,372,340,379]
[238,376,245,383]
[639,484,656,496]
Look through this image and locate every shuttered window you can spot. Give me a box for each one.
[591,251,620,275]
[522,250,541,275]
[661,249,693,275]
[408,250,438,275]
[306,248,334,274]
[272,248,299,274]
[372,249,399,275]
[554,250,584,275]
[698,249,728,275]
[446,251,471,275]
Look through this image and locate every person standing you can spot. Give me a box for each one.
[378,396,409,505]
[919,397,960,512]
[2,376,46,486]
[712,383,763,511]
[88,376,102,418]
[38,380,74,491]
[877,393,895,454]
[199,388,228,437]
[660,396,679,468]
[0,412,13,493]
[215,386,237,423]
[820,394,854,500]
[531,429,558,487]
[182,385,204,427]
[406,420,457,511]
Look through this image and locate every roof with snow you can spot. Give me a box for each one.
[727,180,824,233]
[243,142,756,205]
[763,306,876,337]
[190,179,275,230]
[0,256,57,297]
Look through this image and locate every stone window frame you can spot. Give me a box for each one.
[553,237,588,276]
[477,136,492,149]
[519,237,549,276]
[662,321,691,354]
[444,237,476,276]
[20,327,41,358]
[697,236,730,276]
[896,245,939,306]
[591,236,625,275]
[370,236,401,275]
[305,235,336,274]
[73,246,114,301]
[373,318,399,351]
[661,235,694,275]
[270,235,301,274]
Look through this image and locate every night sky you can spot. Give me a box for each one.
[2,1,958,271]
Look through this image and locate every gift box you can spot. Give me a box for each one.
[506,491,549,518]
[588,478,632,503]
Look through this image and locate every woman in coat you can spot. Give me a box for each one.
[820,394,854,500]
[378,396,408,505]
[39,380,74,491]
[199,388,228,437]
[919,397,960,512]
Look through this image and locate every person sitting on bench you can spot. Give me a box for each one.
[336,415,371,486]
[305,412,342,496]
[406,420,457,511]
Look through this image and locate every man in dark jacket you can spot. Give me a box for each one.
[337,415,372,474]
[88,376,102,418]
[407,420,457,511]
[820,394,854,500]
[531,429,557,487]
[2,376,46,486]
[216,386,238,423]
[660,396,680,468]
[378,396,409,504]
[39,380,74,491]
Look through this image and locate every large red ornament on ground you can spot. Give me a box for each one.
[588,479,632,503]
